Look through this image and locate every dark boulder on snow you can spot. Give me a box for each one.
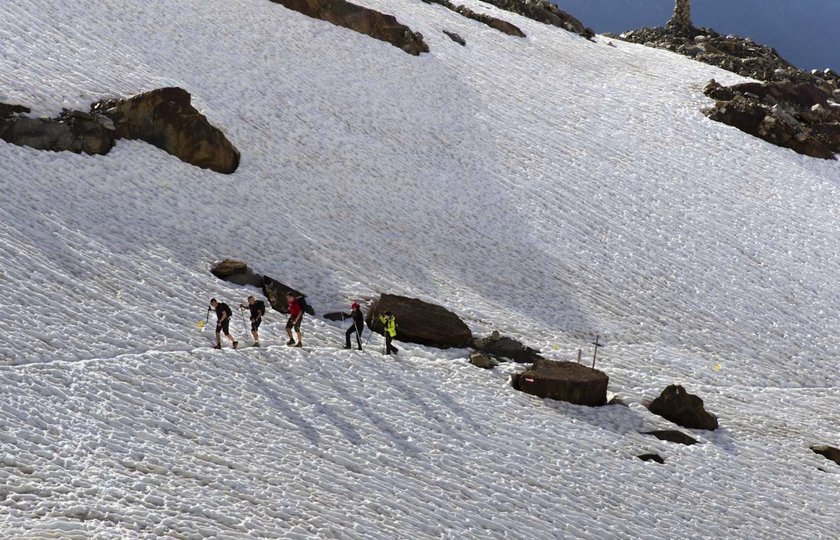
[643,429,699,446]
[648,385,718,430]
[0,106,115,155]
[703,79,840,160]
[262,275,315,315]
[210,259,264,288]
[366,294,472,348]
[91,87,240,173]
[443,31,466,46]
[637,453,665,464]
[810,445,840,467]
[269,0,428,56]
[511,359,609,406]
[323,311,352,322]
[472,330,543,363]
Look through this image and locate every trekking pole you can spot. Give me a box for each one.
[355,320,363,350]
[239,305,249,333]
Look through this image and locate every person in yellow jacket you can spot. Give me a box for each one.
[378,311,399,355]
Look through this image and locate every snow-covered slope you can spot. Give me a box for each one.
[1,0,838,538]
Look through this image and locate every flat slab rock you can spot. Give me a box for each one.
[511,359,608,406]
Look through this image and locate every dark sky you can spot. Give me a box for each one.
[552,0,840,73]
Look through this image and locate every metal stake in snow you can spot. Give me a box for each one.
[591,335,602,369]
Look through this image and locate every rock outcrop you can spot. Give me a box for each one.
[269,0,428,55]
[1,104,115,155]
[92,87,240,173]
[2,88,239,172]
[443,31,466,46]
[703,79,840,160]
[422,0,525,38]
[611,21,840,159]
[510,359,609,406]
[648,385,718,430]
[366,294,472,348]
[472,331,543,363]
[479,0,594,39]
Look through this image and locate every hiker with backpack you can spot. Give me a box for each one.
[240,295,266,347]
[285,292,304,348]
[209,298,238,350]
[377,310,398,355]
[344,302,365,350]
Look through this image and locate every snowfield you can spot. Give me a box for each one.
[1,0,838,538]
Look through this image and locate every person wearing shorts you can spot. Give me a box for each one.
[240,295,266,347]
[210,298,238,349]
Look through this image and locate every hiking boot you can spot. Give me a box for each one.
[253,342,260,347]
[232,341,239,350]
[286,339,295,346]
[343,345,351,349]
[294,342,302,348]
[213,344,222,350]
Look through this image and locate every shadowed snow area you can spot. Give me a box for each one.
[1,0,838,538]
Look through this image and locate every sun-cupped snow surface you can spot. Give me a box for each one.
[1,0,838,538]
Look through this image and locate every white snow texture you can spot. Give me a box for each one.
[0,0,838,538]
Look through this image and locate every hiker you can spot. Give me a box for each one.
[240,295,266,347]
[209,298,238,350]
[344,302,364,350]
[285,292,303,347]
[378,310,398,355]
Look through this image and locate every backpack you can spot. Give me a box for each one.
[254,300,266,316]
[296,295,307,315]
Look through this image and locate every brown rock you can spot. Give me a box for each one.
[366,294,472,348]
[510,359,609,406]
[92,87,240,173]
[0,108,115,155]
[648,385,718,430]
[469,352,499,369]
[269,0,428,55]
[810,445,840,467]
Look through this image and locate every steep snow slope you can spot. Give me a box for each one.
[1,0,838,538]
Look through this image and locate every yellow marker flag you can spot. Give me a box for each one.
[197,320,205,329]
[714,363,721,371]
[552,343,559,351]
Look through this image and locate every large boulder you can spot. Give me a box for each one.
[366,294,472,348]
[91,87,240,173]
[472,331,543,363]
[209,259,264,288]
[510,359,609,406]
[269,0,428,55]
[648,385,719,430]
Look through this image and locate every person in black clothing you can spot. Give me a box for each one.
[209,298,238,350]
[344,302,365,350]
[240,295,266,347]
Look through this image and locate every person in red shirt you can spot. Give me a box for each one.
[285,292,303,347]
